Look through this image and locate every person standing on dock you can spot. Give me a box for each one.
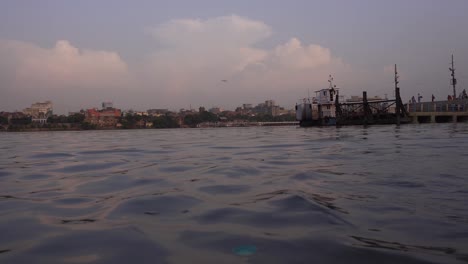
[418,93,423,103]
[411,96,416,103]
[432,94,435,102]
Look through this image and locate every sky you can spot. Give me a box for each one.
[1,0,468,114]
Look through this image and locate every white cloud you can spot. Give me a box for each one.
[0,40,129,89]
[143,15,348,108]
[0,15,353,112]
[270,38,332,69]
[150,15,272,49]
[0,39,131,112]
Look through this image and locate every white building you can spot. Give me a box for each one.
[209,107,222,114]
[23,101,53,124]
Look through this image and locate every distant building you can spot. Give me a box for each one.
[221,110,236,118]
[271,105,280,116]
[134,111,148,116]
[209,107,221,114]
[179,108,196,114]
[102,102,114,110]
[265,100,275,108]
[147,109,169,116]
[346,95,383,102]
[85,107,121,127]
[23,101,53,124]
[235,104,253,115]
[253,100,279,115]
[346,96,361,102]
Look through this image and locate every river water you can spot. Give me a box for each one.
[0,124,467,264]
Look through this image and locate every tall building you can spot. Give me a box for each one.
[23,101,53,124]
[102,102,114,109]
[265,100,275,107]
[253,100,281,116]
[243,104,253,109]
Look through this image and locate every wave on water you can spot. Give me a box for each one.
[1,125,468,263]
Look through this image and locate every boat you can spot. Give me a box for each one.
[295,75,341,126]
[296,70,410,127]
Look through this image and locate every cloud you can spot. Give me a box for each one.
[147,15,270,76]
[150,15,272,49]
[0,40,129,89]
[0,39,131,112]
[269,38,332,69]
[0,15,352,112]
[143,15,348,108]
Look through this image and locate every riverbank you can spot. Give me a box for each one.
[1,121,299,132]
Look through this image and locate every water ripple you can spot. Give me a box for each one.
[1,125,467,263]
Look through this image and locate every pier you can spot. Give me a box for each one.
[408,55,468,124]
[407,99,468,123]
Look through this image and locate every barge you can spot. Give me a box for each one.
[296,67,410,127]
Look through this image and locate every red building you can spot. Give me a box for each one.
[85,108,121,127]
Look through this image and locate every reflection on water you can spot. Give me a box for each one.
[1,124,468,263]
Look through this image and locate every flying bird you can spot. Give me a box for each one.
[221,80,228,82]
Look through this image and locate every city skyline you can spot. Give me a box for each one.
[1,0,468,114]
[9,98,290,116]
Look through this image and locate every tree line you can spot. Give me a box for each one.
[2,110,295,131]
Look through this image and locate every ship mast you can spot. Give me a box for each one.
[394,64,399,91]
[450,54,457,99]
[394,64,401,125]
[328,74,337,101]
[328,75,337,90]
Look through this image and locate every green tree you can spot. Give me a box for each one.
[67,113,85,123]
[183,114,202,127]
[0,115,8,125]
[200,111,218,122]
[249,114,273,122]
[121,113,140,129]
[152,115,180,128]
[48,115,68,123]
[81,122,97,130]
[10,116,32,125]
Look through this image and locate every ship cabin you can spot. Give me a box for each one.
[314,88,339,119]
[295,75,344,126]
[295,87,342,124]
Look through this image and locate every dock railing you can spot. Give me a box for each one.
[407,99,468,113]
